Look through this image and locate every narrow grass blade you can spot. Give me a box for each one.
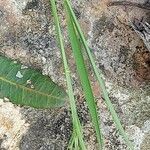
[49,0,86,149]
[65,0,134,149]
[64,2,103,149]
[67,130,75,150]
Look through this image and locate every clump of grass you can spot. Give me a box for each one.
[64,1,103,149]
[64,1,133,149]
[50,0,134,149]
[50,0,86,149]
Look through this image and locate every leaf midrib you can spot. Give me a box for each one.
[0,76,63,100]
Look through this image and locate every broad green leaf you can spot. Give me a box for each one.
[0,55,67,108]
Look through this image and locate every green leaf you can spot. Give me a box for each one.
[0,55,67,108]
[64,1,103,149]
[49,0,86,149]
[65,1,133,149]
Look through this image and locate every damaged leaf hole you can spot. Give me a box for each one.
[133,50,150,81]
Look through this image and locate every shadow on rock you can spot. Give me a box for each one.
[19,108,72,150]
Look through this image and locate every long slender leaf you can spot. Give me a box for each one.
[49,0,86,149]
[65,1,134,149]
[0,55,67,108]
[65,2,103,149]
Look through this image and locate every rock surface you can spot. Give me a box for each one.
[0,0,150,149]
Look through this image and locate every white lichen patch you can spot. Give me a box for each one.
[16,71,23,79]
[0,99,29,150]
[103,78,150,149]
[127,120,150,150]
[26,79,31,84]
[30,85,34,89]
[21,65,28,70]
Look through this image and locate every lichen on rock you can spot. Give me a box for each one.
[0,0,150,149]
